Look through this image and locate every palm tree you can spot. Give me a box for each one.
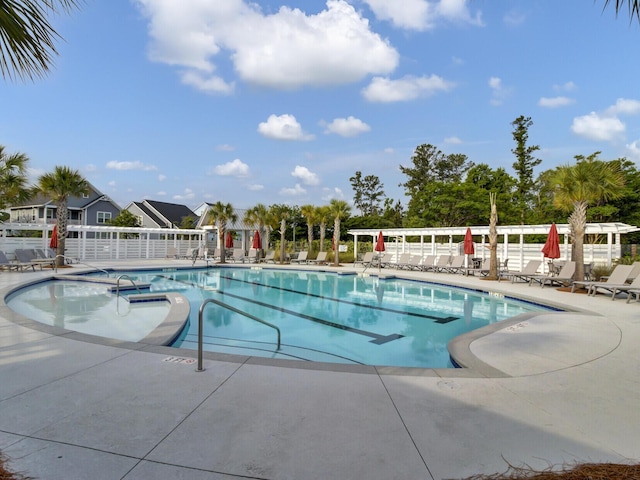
[0,145,32,210]
[603,0,640,21]
[269,204,290,264]
[486,192,499,280]
[244,203,269,257]
[0,0,82,81]
[300,204,317,252]
[207,202,237,264]
[316,206,330,253]
[328,199,351,266]
[551,154,625,281]
[36,165,89,267]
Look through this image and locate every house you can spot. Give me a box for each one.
[195,202,260,250]
[8,182,121,229]
[125,199,198,229]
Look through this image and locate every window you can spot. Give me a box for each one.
[82,193,89,198]
[97,211,112,224]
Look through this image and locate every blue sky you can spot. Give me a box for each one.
[2,0,640,212]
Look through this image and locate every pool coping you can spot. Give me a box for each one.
[0,263,594,379]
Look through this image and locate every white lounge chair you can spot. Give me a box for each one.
[231,248,245,263]
[259,250,276,263]
[308,251,328,265]
[291,251,308,264]
[528,261,576,288]
[499,260,542,283]
[420,255,436,271]
[571,264,634,295]
[426,255,451,272]
[393,253,412,269]
[354,251,375,267]
[445,255,465,274]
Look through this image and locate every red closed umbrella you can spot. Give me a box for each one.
[374,231,385,252]
[252,230,261,249]
[463,228,474,255]
[50,225,58,249]
[225,231,234,249]
[542,223,560,259]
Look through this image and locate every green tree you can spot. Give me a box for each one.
[0,144,32,209]
[244,203,270,252]
[269,204,291,264]
[511,115,541,224]
[207,202,237,264]
[551,153,625,281]
[179,215,197,229]
[328,199,351,266]
[36,165,89,266]
[300,204,318,252]
[349,171,385,216]
[108,209,140,228]
[0,0,82,81]
[602,0,640,21]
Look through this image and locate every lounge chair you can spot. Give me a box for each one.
[15,249,51,270]
[291,251,308,264]
[499,260,542,283]
[445,255,465,274]
[246,248,259,263]
[0,251,22,271]
[571,264,634,295]
[464,258,490,276]
[166,246,179,258]
[231,248,245,263]
[404,255,424,270]
[392,253,412,269]
[420,255,436,271]
[606,275,640,301]
[308,251,328,265]
[259,250,276,263]
[378,253,393,268]
[354,251,375,267]
[528,261,576,288]
[425,255,450,272]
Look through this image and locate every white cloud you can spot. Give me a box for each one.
[258,114,314,141]
[553,81,576,92]
[173,188,195,201]
[538,96,574,108]
[324,116,371,137]
[626,140,640,161]
[106,160,158,171]
[488,76,512,106]
[503,9,525,27]
[108,180,116,187]
[362,74,454,103]
[158,174,166,181]
[280,183,307,196]
[364,0,482,31]
[291,165,320,185]
[83,164,97,172]
[444,136,462,144]
[136,0,398,92]
[384,147,395,154]
[213,158,250,176]
[605,98,640,116]
[571,112,625,141]
[216,144,235,151]
[157,191,167,196]
[322,187,345,201]
[247,183,264,191]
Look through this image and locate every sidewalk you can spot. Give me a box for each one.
[1,261,639,479]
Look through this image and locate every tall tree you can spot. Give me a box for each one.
[602,0,640,21]
[349,171,385,216]
[36,165,89,267]
[0,0,82,81]
[551,153,625,281]
[244,203,270,253]
[0,144,32,210]
[511,115,542,224]
[300,204,317,252]
[328,199,351,266]
[207,202,237,264]
[269,204,291,264]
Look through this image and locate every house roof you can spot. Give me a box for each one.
[195,204,254,230]
[9,181,119,211]
[129,201,167,227]
[130,200,197,228]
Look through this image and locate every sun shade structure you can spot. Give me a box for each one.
[225,231,234,249]
[252,230,261,250]
[349,223,639,270]
[463,227,474,255]
[49,225,58,249]
[374,231,385,252]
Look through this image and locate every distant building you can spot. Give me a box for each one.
[125,199,198,229]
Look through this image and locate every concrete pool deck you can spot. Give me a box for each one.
[0,260,639,479]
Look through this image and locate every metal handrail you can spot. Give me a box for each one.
[54,255,110,276]
[197,297,281,372]
[115,274,143,315]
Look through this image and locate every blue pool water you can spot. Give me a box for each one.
[6,267,555,368]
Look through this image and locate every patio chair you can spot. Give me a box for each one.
[354,251,375,267]
[420,255,436,271]
[15,249,51,270]
[246,248,259,263]
[0,251,22,271]
[606,274,640,301]
[571,264,634,295]
[528,261,576,288]
[166,246,179,258]
[308,251,328,265]
[499,260,542,283]
[291,251,308,264]
[231,248,245,263]
[259,250,275,263]
[378,253,393,268]
[464,258,490,276]
[392,253,411,269]
[404,255,424,270]
[445,255,466,274]
[425,255,451,272]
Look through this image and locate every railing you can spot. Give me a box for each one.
[197,298,281,372]
[115,274,143,315]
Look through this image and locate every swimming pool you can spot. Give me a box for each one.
[5,267,556,368]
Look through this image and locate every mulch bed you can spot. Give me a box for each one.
[462,462,640,479]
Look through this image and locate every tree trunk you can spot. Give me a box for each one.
[571,201,587,282]
[486,193,499,280]
[218,228,226,264]
[307,225,314,253]
[56,200,68,267]
[279,219,286,264]
[333,218,340,266]
[319,223,326,252]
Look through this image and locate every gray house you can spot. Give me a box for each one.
[8,182,121,235]
[125,200,197,229]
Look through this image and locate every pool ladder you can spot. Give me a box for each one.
[196,298,281,372]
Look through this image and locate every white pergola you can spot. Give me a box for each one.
[349,223,639,268]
